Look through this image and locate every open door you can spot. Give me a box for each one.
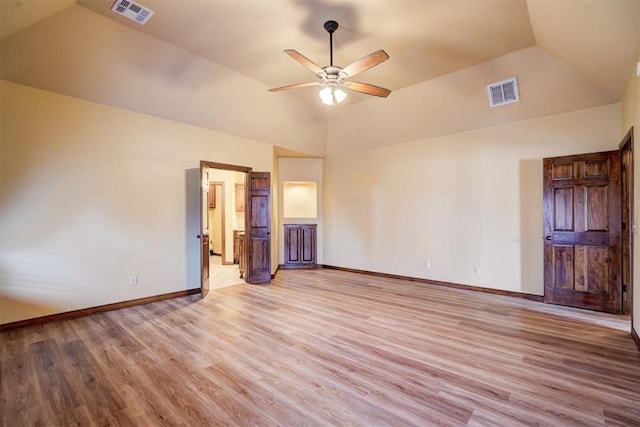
[543,150,622,313]
[199,164,210,297]
[245,171,271,284]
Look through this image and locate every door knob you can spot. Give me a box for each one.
[196,235,201,239]
[545,235,552,240]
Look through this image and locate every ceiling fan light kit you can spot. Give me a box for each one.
[319,86,347,105]
[269,20,391,106]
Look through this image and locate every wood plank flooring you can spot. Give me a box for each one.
[2,269,639,426]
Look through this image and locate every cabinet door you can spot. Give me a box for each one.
[284,225,301,264]
[284,224,317,267]
[300,225,316,265]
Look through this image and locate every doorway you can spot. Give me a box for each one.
[197,160,272,295]
[543,129,634,316]
[204,168,246,290]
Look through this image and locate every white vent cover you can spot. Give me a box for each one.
[111,0,154,25]
[487,77,519,107]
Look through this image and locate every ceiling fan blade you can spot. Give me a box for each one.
[268,82,320,92]
[343,81,391,98]
[284,49,324,75]
[339,49,389,79]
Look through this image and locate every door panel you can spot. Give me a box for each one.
[245,172,271,284]
[301,226,315,264]
[585,185,608,231]
[554,188,574,230]
[286,227,300,263]
[543,150,621,313]
[552,245,574,289]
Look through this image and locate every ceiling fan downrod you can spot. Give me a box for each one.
[324,20,338,67]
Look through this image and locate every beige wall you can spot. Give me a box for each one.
[277,158,324,266]
[0,4,328,156]
[621,62,640,335]
[1,75,633,327]
[0,80,273,324]
[323,104,620,295]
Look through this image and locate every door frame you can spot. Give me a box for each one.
[620,127,634,320]
[199,161,252,294]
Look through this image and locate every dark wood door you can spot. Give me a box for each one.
[543,151,622,313]
[300,226,316,264]
[245,172,271,284]
[284,225,301,265]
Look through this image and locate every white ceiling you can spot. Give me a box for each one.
[1,0,639,156]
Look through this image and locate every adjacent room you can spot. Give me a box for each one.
[1,0,639,424]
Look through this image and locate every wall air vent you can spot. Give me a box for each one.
[487,77,519,107]
[111,0,154,25]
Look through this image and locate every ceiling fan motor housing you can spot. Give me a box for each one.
[324,20,339,34]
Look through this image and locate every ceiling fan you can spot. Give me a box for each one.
[269,20,391,106]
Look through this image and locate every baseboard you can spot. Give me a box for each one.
[632,326,640,351]
[0,288,201,332]
[278,264,319,270]
[320,264,544,302]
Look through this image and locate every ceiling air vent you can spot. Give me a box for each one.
[487,77,519,108]
[111,0,154,25]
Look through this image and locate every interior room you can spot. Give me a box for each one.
[203,167,246,289]
[1,0,639,424]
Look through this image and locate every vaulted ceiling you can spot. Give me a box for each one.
[2,0,639,156]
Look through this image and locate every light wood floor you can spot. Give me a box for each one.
[209,255,244,290]
[2,269,639,426]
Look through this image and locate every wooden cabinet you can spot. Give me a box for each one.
[284,224,317,268]
[233,230,246,278]
[202,234,209,279]
[235,184,245,212]
[238,233,246,279]
[233,230,243,264]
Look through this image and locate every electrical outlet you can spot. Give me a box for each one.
[426,260,432,269]
[473,266,481,276]
[129,276,138,286]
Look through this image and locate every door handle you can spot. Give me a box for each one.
[196,235,201,239]
[545,235,552,240]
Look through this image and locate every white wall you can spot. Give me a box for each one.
[0,80,273,324]
[277,158,323,266]
[323,104,620,295]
